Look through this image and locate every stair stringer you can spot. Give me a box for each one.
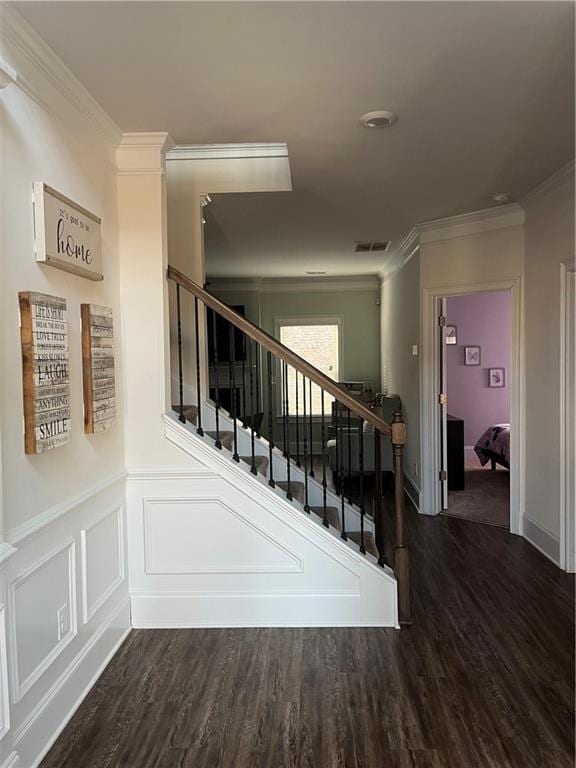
[125,414,398,628]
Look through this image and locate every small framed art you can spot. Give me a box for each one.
[464,346,481,365]
[489,367,505,388]
[445,325,457,345]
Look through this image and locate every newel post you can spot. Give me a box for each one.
[392,411,411,625]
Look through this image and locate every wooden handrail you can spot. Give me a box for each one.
[167,265,392,438]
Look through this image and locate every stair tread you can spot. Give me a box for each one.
[309,506,342,531]
[239,455,269,475]
[206,431,234,450]
[174,405,198,424]
[347,530,379,558]
[276,481,305,503]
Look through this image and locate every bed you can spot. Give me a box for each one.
[474,424,510,470]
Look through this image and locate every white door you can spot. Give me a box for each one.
[439,298,449,510]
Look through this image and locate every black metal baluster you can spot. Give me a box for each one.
[347,407,352,503]
[255,342,261,437]
[302,375,310,512]
[241,340,247,427]
[309,379,315,478]
[284,362,292,500]
[193,297,203,436]
[340,406,347,540]
[334,400,339,495]
[321,390,328,526]
[359,417,366,553]
[211,310,222,449]
[295,370,301,467]
[176,284,185,423]
[230,324,239,462]
[282,361,288,458]
[267,351,275,488]
[249,339,257,474]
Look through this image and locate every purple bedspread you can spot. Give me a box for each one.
[474,424,510,469]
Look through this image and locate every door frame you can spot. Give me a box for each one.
[420,278,524,535]
[560,259,575,571]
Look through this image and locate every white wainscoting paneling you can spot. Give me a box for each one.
[0,606,10,742]
[143,497,302,574]
[81,505,125,624]
[9,541,77,704]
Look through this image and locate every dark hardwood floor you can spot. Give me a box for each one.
[41,497,574,768]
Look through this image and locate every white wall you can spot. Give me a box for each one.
[0,9,129,766]
[380,252,421,503]
[522,164,575,564]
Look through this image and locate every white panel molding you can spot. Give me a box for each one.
[209,275,381,294]
[521,160,576,205]
[80,505,125,624]
[167,143,289,161]
[143,496,303,575]
[0,5,121,147]
[417,203,524,244]
[523,517,561,566]
[12,598,130,756]
[9,541,78,704]
[0,607,11,742]
[0,752,19,768]
[5,470,126,547]
[163,414,391,579]
[127,466,216,481]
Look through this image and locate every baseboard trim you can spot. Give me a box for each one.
[6,470,127,547]
[14,598,130,767]
[404,475,420,513]
[523,517,560,567]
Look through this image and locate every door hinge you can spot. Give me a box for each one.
[439,470,447,481]
[438,393,447,405]
[438,315,447,327]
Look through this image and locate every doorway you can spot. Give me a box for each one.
[439,291,511,528]
[420,279,523,534]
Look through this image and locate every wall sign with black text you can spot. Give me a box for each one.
[81,304,116,433]
[19,292,71,454]
[33,182,103,281]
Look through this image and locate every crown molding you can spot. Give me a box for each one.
[117,132,175,175]
[0,5,121,147]
[416,202,524,244]
[167,142,289,161]
[0,56,17,88]
[521,160,575,206]
[379,227,419,281]
[207,274,380,294]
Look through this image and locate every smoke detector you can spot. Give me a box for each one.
[360,110,397,129]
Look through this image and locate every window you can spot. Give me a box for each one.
[278,320,340,415]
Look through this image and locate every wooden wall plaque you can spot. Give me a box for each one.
[81,304,115,433]
[19,292,71,454]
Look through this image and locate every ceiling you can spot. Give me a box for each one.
[14,1,575,278]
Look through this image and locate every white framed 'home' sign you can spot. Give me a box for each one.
[32,182,103,281]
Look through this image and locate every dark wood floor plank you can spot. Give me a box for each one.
[40,499,574,768]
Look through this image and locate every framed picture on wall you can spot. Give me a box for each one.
[464,345,481,365]
[489,367,506,387]
[445,325,457,345]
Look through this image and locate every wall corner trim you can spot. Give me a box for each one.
[117,132,175,176]
[523,517,561,567]
[416,203,524,244]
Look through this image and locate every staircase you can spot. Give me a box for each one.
[168,266,411,625]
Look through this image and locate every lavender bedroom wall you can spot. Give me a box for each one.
[447,291,511,448]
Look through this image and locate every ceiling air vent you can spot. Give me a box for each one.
[354,241,390,253]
